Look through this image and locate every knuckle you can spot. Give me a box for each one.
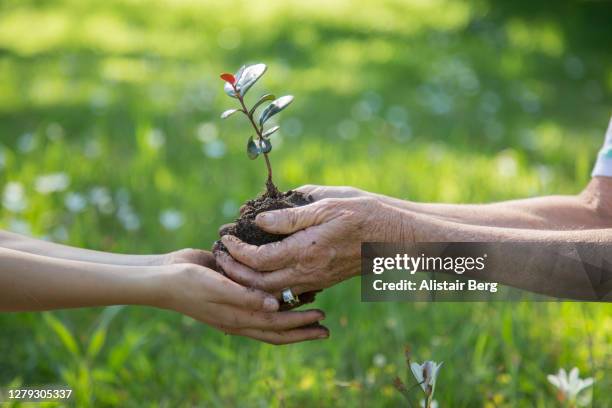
[253,275,267,290]
[357,196,379,210]
[317,197,336,207]
[262,313,276,325]
[231,314,240,328]
[252,247,269,269]
[286,210,300,230]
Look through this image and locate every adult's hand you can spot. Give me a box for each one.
[215,197,401,296]
[162,263,329,345]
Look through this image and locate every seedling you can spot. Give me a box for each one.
[219,63,293,196]
[215,63,317,309]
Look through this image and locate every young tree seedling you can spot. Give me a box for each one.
[219,63,293,196]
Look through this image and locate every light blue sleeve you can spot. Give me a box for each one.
[591,116,612,178]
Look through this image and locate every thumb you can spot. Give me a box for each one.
[255,199,336,234]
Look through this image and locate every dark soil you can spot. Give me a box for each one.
[218,188,312,246]
[213,185,320,310]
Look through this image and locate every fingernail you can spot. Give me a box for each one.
[221,235,236,244]
[263,297,279,312]
[256,213,274,227]
[318,330,330,339]
[317,312,326,321]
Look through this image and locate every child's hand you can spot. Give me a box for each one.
[158,264,329,345]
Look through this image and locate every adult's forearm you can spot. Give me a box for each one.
[374,204,612,299]
[384,205,612,243]
[0,230,164,266]
[369,177,612,230]
[0,247,170,312]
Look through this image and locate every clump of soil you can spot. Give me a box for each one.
[213,184,319,310]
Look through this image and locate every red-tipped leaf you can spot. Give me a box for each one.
[220,73,236,84]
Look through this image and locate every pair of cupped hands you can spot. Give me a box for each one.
[168,185,387,345]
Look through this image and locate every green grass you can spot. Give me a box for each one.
[1,0,611,406]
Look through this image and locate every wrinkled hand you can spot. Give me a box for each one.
[162,264,329,345]
[216,197,391,296]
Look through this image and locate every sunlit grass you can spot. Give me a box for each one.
[0,0,611,406]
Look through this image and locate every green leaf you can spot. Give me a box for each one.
[43,313,81,357]
[86,306,124,360]
[261,138,272,153]
[247,136,272,158]
[87,329,106,360]
[249,94,275,116]
[259,95,294,126]
[220,109,239,119]
[247,136,259,159]
[224,64,267,98]
[263,125,280,138]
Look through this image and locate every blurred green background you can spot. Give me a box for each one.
[1,0,611,406]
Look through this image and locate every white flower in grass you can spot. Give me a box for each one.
[203,139,226,158]
[8,218,31,235]
[146,128,166,150]
[410,360,443,397]
[35,172,70,194]
[547,367,594,404]
[117,203,141,231]
[160,209,184,230]
[89,187,114,214]
[3,182,27,212]
[196,122,218,143]
[373,353,387,368]
[64,192,87,213]
[420,399,438,408]
[17,132,36,153]
[51,225,69,242]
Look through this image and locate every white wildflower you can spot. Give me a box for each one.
[2,182,27,212]
[17,133,36,153]
[51,225,69,242]
[410,361,443,397]
[89,187,114,214]
[496,150,518,178]
[420,399,438,408]
[196,122,218,143]
[117,203,141,231]
[8,218,31,235]
[547,367,594,404]
[146,128,166,150]
[373,353,387,368]
[160,209,184,230]
[35,172,70,194]
[64,192,87,213]
[203,140,226,158]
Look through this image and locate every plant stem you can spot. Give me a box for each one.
[234,87,277,195]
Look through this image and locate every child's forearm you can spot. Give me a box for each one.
[0,230,165,266]
[0,247,170,312]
